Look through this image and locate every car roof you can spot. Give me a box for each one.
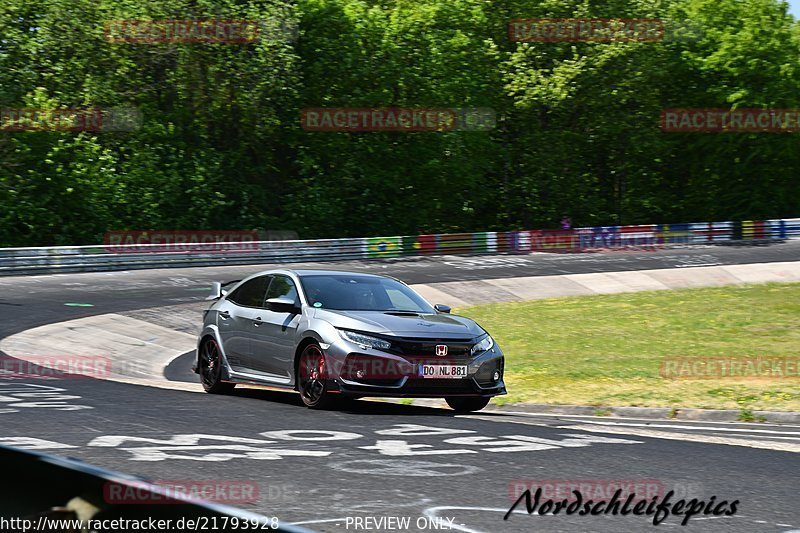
[247,269,390,279]
[292,269,388,278]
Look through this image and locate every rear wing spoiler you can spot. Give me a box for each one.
[206,280,241,301]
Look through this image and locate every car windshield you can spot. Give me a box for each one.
[300,274,435,313]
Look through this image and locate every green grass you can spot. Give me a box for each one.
[458,282,800,412]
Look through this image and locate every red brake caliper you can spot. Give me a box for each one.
[316,355,325,380]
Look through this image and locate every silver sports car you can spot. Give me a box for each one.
[194,270,506,412]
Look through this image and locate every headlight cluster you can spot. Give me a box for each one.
[339,330,391,350]
[470,335,494,356]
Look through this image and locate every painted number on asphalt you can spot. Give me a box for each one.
[77,425,641,461]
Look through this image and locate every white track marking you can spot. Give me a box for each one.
[328,459,482,477]
[0,437,76,450]
[562,420,800,436]
[467,411,800,428]
[289,518,350,526]
[558,424,800,453]
[422,506,542,533]
[375,424,476,436]
[712,435,800,441]
[359,440,478,456]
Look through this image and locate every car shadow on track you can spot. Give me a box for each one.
[170,351,463,417]
[228,387,457,417]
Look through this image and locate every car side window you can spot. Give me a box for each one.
[227,275,271,308]
[266,275,298,304]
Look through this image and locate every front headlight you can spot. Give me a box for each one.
[470,335,494,356]
[339,330,392,351]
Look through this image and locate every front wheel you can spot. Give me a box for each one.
[297,343,339,409]
[445,396,491,412]
[199,339,235,394]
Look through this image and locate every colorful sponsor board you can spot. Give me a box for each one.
[658,223,692,244]
[367,237,403,258]
[439,233,474,253]
[530,230,578,251]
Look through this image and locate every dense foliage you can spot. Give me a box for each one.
[1,0,799,246]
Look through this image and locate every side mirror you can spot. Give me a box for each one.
[206,282,228,301]
[434,304,451,314]
[266,297,300,314]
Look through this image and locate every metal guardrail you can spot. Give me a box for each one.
[1,218,798,276]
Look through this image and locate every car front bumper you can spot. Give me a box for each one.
[323,339,507,398]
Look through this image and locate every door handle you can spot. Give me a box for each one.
[219,310,230,319]
[253,316,262,327]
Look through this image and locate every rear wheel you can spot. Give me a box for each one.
[199,338,235,394]
[297,343,338,409]
[445,396,491,412]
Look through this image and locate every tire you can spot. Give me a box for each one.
[445,396,491,413]
[199,338,235,394]
[297,343,339,409]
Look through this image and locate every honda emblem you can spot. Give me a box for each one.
[435,344,448,357]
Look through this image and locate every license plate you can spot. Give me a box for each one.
[419,364,468,379]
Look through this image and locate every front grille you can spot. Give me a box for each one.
[388,337,474,358]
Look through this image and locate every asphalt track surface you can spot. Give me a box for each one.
[1,241,800,532]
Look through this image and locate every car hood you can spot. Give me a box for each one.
[313,309,485,338]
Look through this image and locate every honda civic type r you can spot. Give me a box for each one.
[194,270,506,411]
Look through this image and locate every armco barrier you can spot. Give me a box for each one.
[577,226,619,249]
[618,224,658,247]
[367,236,402,258]
[0,217,797,275]
[439,232,475,254]
[659,223,692,244]
[768,218,800,239]
[690,221,734,243]
[530,229,578,251]
[742,220,768,240]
